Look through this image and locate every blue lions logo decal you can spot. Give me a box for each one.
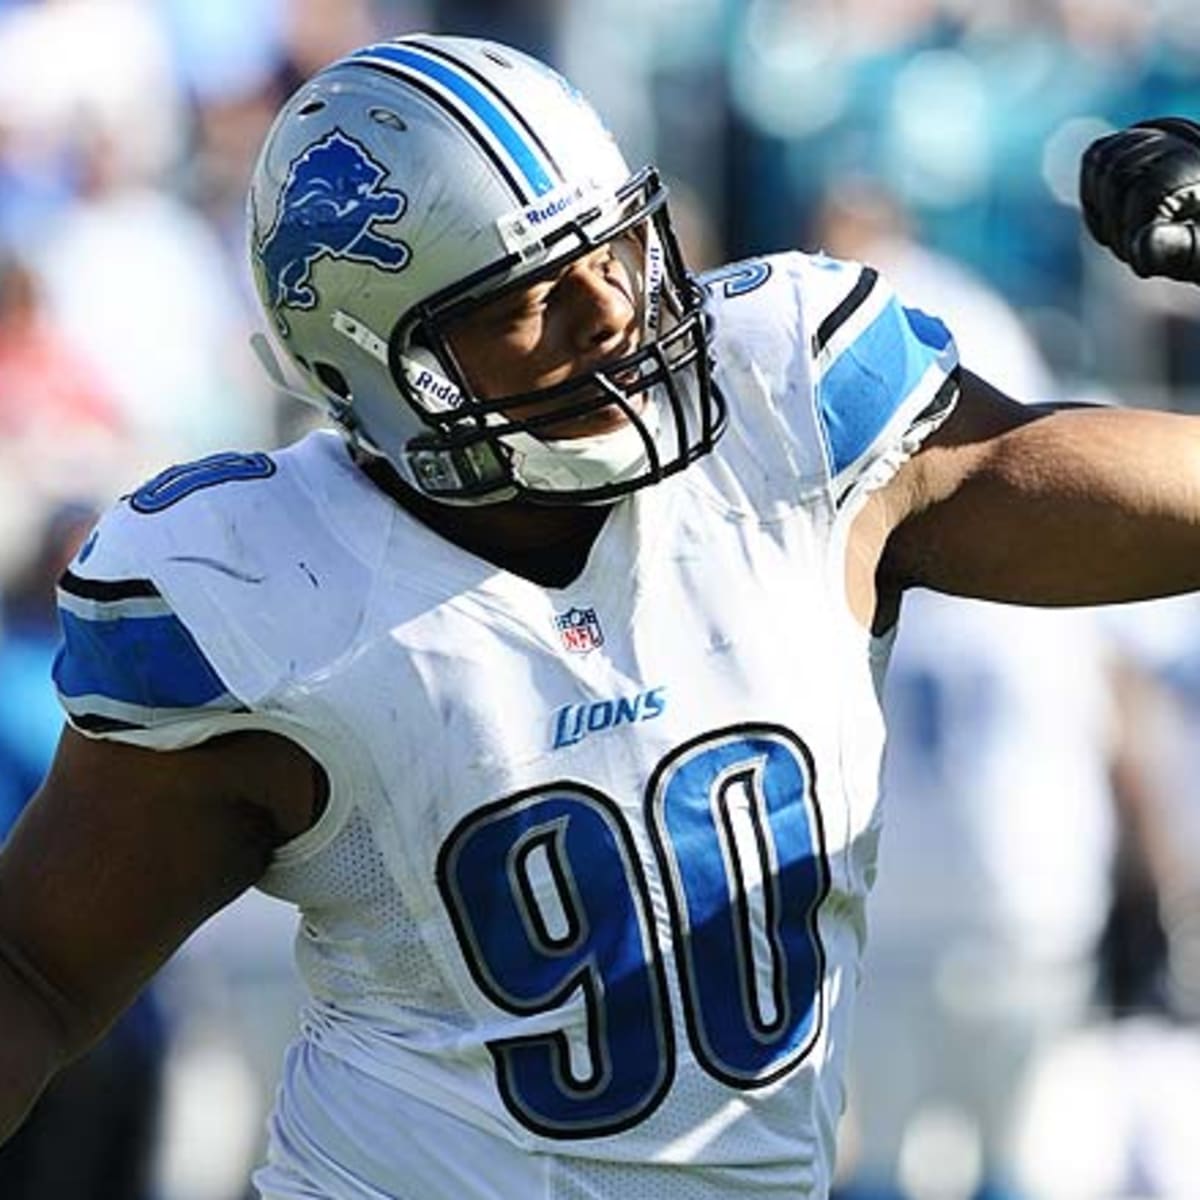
[257,129,411,316]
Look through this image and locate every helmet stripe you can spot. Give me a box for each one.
[353,62,529,201]
[351,43,556,199]
[405,39,565,183]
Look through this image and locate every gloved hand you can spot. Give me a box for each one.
[1080,117,1200,283]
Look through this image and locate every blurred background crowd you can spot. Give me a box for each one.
[2,1,1200,1198]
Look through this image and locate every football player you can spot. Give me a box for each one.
[1,36,1199,1199]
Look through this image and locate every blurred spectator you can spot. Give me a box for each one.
[0,502,96,827]
[282,0,410,79]
[150,890,306,1200]
[0,501,168,1200]
[33,125,278,467]
[0,257,118,440]
[437,0,558,59]
[720,0,1200,397]
[0,0,186,186]
[0,253,125,467]
[559,0,731,233]
[839,591,1126,1200]
[812,180,1165,1200]
[1006,616,1200,1200]
[0,253,127,583]
[1101,600,1200,1023]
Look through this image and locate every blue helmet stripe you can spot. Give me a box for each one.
[351,43,556,197]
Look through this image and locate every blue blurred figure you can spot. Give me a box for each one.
[0,502,167,1200]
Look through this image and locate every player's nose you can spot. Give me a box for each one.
[562,256,636,353]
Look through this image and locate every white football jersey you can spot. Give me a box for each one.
[54,252,958,1199]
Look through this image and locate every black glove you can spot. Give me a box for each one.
[1080,117,1200,283]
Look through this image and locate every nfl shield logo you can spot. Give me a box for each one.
[554,606,604,654]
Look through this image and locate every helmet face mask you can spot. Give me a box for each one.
[248,34,726,506]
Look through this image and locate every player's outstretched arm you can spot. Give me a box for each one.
[0,726,320,1143]
[868,367,1200,609]
[863,121,1200,611]
[875,372,1200,607]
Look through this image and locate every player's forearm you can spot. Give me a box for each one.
[894,403,1200,606]
[999,406,1200,602]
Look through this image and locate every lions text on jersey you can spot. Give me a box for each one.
[53,253,957,1199]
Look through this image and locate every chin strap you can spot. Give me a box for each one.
[249,330,373,454]
[249,331,326,413]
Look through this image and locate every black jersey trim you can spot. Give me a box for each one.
[813,266,879,355]
[58,571,160,603]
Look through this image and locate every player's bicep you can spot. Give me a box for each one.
[0,726,298,1055]
[873,371,1046,593]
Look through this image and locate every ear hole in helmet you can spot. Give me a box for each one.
[313,361,350,399]
[481,48,514,69]
[297,99,326,117]
[369,107,408,132]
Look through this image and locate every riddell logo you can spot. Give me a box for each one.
[525,188,582,226]
[410,368,462,409]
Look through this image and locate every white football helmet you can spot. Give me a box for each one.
[248,33,725,505]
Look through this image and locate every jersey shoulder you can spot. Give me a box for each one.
[53,432,382,744]
[701,251,960,506]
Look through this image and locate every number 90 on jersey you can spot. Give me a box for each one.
[436,723,831,1140]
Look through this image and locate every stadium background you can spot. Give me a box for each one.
[1,2,1199,1198]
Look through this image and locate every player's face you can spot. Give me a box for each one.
[446,228,646,439]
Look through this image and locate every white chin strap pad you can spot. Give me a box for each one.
[501,400,662,495]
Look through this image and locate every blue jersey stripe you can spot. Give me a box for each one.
[902,305,953,354]
[352,43,555,197]
[818,303,951,477]
[53,609,231,709]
